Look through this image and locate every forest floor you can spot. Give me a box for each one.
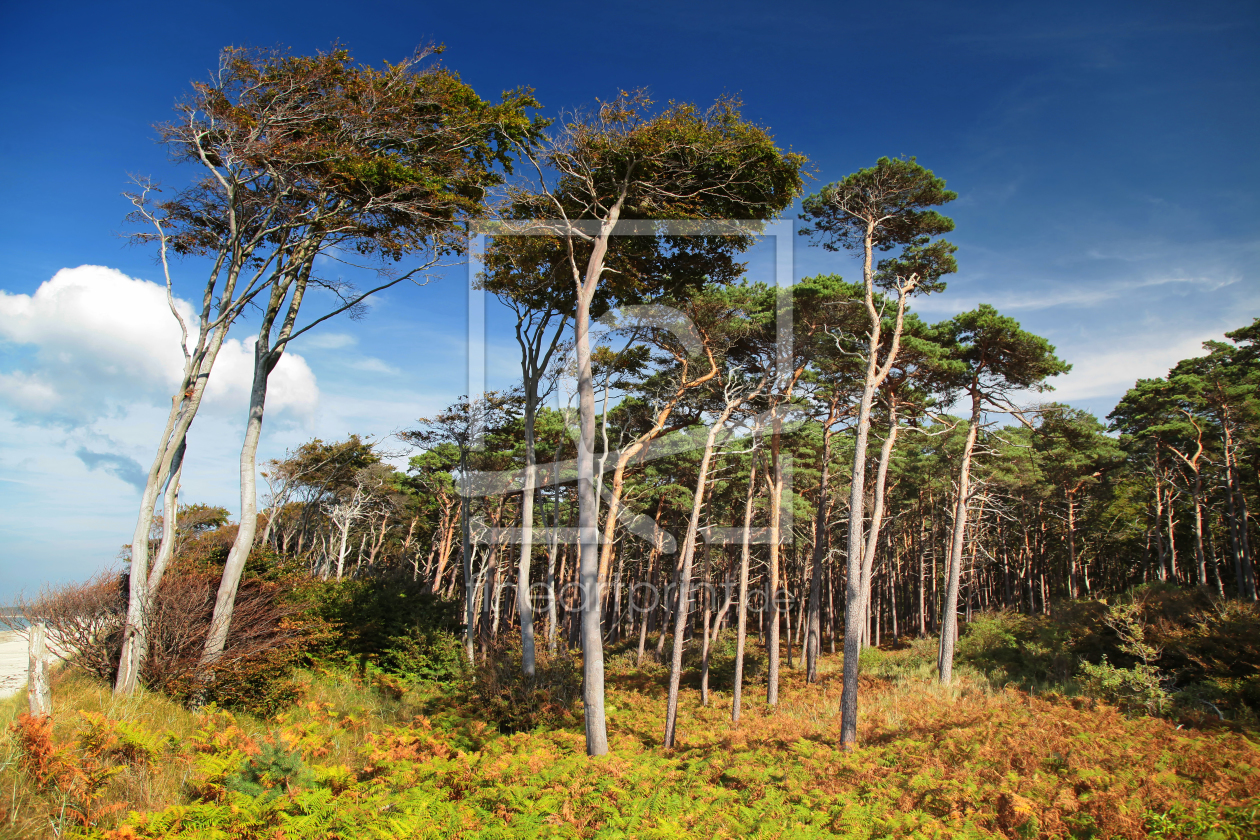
[1,642,1257,839]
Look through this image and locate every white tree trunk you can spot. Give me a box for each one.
[28,622,51,717]
[732,458,759,724]
[117,330,226,695]
[574,283,609,755]
[937,391,981,684]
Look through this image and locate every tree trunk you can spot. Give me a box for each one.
[519,429,538,676]
[1066,491,1079,598]
[116,331,226,695]
[766,415,784,708]
[858,400,899,653]
[147,441,185,594]
[732,458,758,725]
[27,623,51,717]
[665,391,749,747]
[200,263,310,675]
[806,409,836,682]
[1191,470,1208,588]
[461,453,476,664]
[575,267,609,756]
[937,389,982,684]
[838,224,915,748]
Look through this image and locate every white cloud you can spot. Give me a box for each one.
[199,337,319,422]
[1045,333,1210,403]
[302,332,357,350]
[911,274,1237,316]
[0,265,319,427]
[346,357,400,375]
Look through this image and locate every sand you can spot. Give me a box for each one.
[0,630,27,701]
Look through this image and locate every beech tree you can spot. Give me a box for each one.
[189,45,540,679]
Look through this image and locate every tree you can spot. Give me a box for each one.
[1033,405,1123,597]
[798,156,957,749]
[661,286,771,747]
[1169,322,1259,599]
[403,392,520,664]
[505,91,805,755]
[479,243,574,676]
[191,45,541,678]
[933,304,1069,684]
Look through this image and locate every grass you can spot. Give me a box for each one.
[1,641,1257,839]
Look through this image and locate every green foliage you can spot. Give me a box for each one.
[313,574,464,684]
[466,642,582,733]
[225,740,312,799]
[1078,655,1169,715]
[187,645,310,718]
[956,610,1078,687]
[1077,600,1170,714]
[954,589,1260,722]
[799,156,958,295]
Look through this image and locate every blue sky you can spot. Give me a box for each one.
[1,0,1256,599]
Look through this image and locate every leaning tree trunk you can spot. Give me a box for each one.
[199,341,277,672]
[937,388,982,685]
[664,393,745,747]
[116,335,224,695]
[147,440,185,595]
[199,261,310,675]
[732,458,758,724]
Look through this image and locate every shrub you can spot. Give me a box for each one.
[313,574,464,684]
[955,610,1077,687]
[10,570,127,681]
[953,587,1260,720]
[1077,600,1170,714]
[149,571,315,715]
[10,567,318,716]
[467,641,581,733]
[224,740,311,799]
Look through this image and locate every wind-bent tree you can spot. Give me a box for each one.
[506,91,805,755]
[117,161,287,694]
[934,304,1068,684]
[193,45,541,678]
[799,156,957,749]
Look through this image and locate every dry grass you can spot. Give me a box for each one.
[1,646,1257,838]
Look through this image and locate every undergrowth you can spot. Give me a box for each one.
[2,636,1257,839]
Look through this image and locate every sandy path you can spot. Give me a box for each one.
[0,630,27,701]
